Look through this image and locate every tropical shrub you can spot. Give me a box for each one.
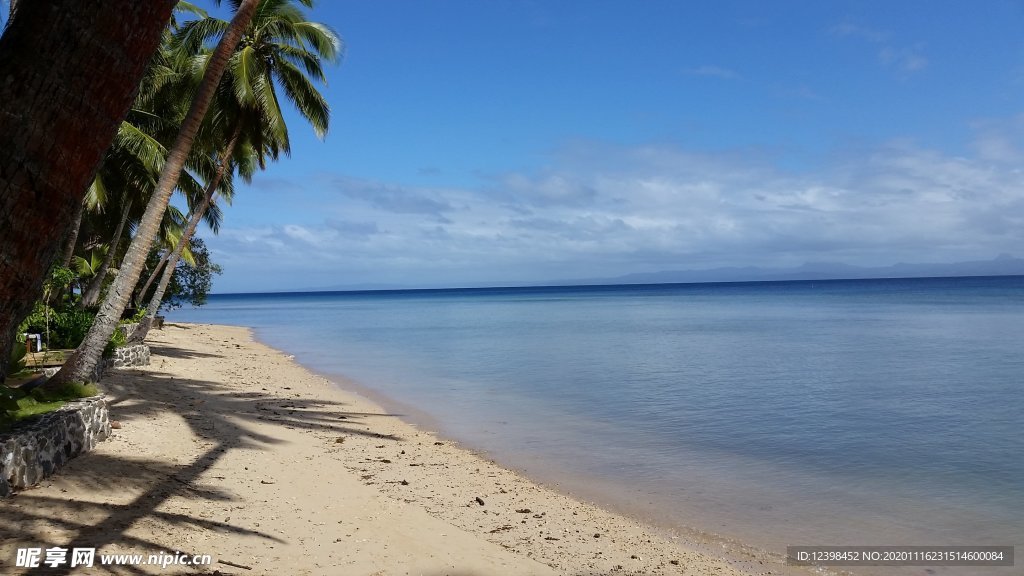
[19,303,96,350]
[103,328,127,359]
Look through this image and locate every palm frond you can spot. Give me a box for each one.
[174,1,208,19]
[175,169,207,212]
[231,45,264,108]
[276,43,326,83]
[160,226,197,267]
[252,72,291,153]
[113,121,168,174]
[293,21,342,62]
[274,59,329,138]
[85,177,108,212]
[171,17,230,57]
[204,200,224,233]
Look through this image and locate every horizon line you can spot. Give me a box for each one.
[208,272,1024,298]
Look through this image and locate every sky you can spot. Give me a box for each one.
[185,1,1024,291]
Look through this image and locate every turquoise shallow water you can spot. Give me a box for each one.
[169,276,1023,571]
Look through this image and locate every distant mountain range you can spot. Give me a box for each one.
[274,255,1024,295]
[573,254,1024,286]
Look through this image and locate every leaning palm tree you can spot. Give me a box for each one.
[50,0,265,387]
[0,0,176,382]
[131,0,341,342]
[75,72,223,309]
[134,218,202,308]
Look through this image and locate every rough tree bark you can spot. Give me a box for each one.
[0,0,176,382]
[51,0,262,386]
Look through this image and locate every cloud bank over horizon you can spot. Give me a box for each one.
[208,119,1024,292]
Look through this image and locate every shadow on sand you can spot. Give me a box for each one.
[0,353,403,575]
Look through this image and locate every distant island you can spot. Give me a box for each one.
[577,254,1024,286]
[273,254,1024,294]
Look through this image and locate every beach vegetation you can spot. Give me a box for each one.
[141,237,223,312]
[18,266,94,350]
[3,0,340,387]
[0,0,177,383]
[103,328,128,360]
[19,304,95,351]
[130,0,341,342]
[49,0,266,387]
[130,0,339,340]
[30,382,99,403]
[71,39,224,313]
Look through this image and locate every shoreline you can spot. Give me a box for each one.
[0,322,795,575]
[239,320,797,575]
[231,320,1017,576]
[294,346,788,572]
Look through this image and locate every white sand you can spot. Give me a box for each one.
[0,323,796,575]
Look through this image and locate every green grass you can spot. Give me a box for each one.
[31,381,99,402]
[1,381,100,433]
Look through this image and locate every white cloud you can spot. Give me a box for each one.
[879,45,928,72]
[686,65,741,80]
[208,123,1024,290]
[970,115,1024,164]
[831,21,928,74]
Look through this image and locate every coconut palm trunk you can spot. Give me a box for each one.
[50,0,262,386]
[80,199,133,308]
[136,251,172,308]
[0,0,176,382]
[133,159,235,344]
[59,199,86,268]
[133,128,242,343]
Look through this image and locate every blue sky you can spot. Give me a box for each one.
[186,1,1024,291]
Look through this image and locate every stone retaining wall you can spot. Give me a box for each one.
[111,344,150,368]
[117,323,139,340]
[2,343,150,497]
[0,396,111,498]
[40,344,151,378]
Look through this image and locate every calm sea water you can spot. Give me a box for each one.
[169,277,1023,572]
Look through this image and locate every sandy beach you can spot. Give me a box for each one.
[0,323,787,575]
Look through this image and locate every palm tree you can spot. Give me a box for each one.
[79,194,135,309]
[132,0,341,342]
[135,223,200,308]
[50,0,265,386]
[76,63,226,310]
[72,248,108,287]
[0,0,176,382]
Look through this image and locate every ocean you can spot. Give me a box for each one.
[168,276,1023,573]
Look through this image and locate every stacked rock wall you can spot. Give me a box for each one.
[0,397,111,498]
[2,341,151,497]
[111,344,150,368]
